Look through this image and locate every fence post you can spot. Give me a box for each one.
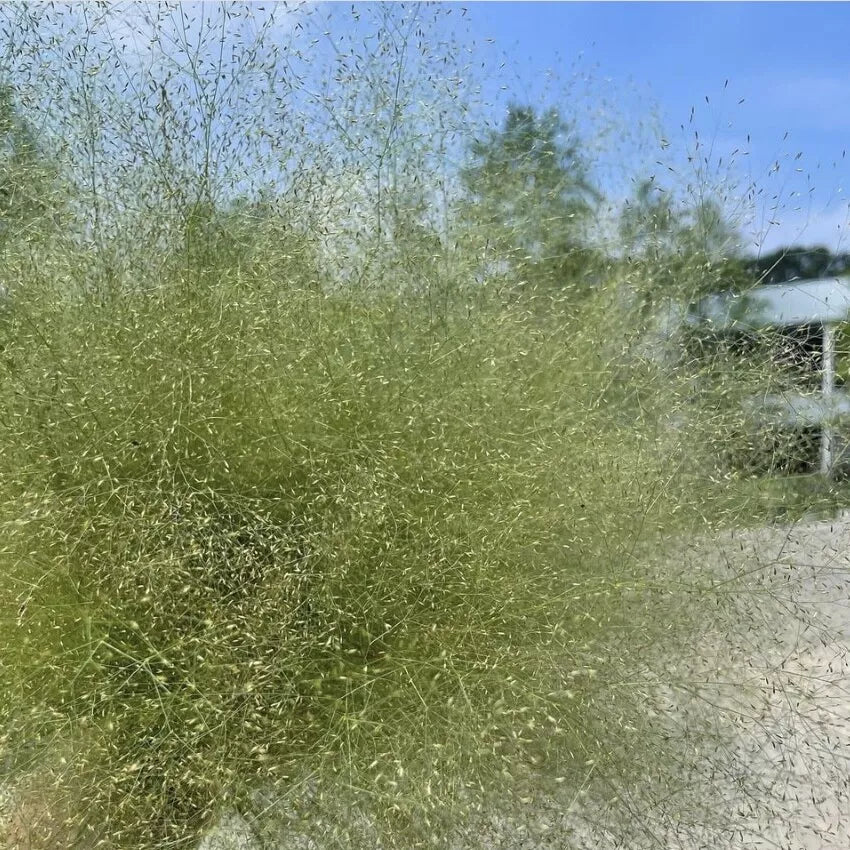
[821,321,836,476]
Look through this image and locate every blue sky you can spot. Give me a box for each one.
[10,2,849,259]
[460,1,850,256]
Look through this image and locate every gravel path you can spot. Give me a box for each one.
[656,512,850,850]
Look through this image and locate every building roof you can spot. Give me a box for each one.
[692,277,850,329]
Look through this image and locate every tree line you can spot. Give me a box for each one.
[1,76,834,308]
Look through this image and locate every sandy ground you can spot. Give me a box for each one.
[646,513,850,850]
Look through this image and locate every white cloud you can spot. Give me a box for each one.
[748,202,850,255]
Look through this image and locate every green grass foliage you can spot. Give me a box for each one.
[0,260,703,847]
[0,7,795,847]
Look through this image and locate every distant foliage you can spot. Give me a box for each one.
[748,243,850,284]
[460,104,604,292]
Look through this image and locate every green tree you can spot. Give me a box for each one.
[620,179,747,306]
[683,196,741,260]
[0,83,57,254]
[460,104,601,291]
[748,244,850,284]
[619,179,678,263]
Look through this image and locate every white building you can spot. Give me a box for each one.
[691,278,850,476]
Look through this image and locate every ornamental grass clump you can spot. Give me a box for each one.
[0,5,815,848]
[0,264,697,848]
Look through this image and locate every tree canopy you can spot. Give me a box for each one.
[460,104,602,290]
[0,83,56,252]
[619,178,748,304]
[748,244,850,284]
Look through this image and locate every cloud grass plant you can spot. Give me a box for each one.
[0,4,842,849]
[0,250,709,848]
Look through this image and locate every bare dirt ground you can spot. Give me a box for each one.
[458,512,850,850]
